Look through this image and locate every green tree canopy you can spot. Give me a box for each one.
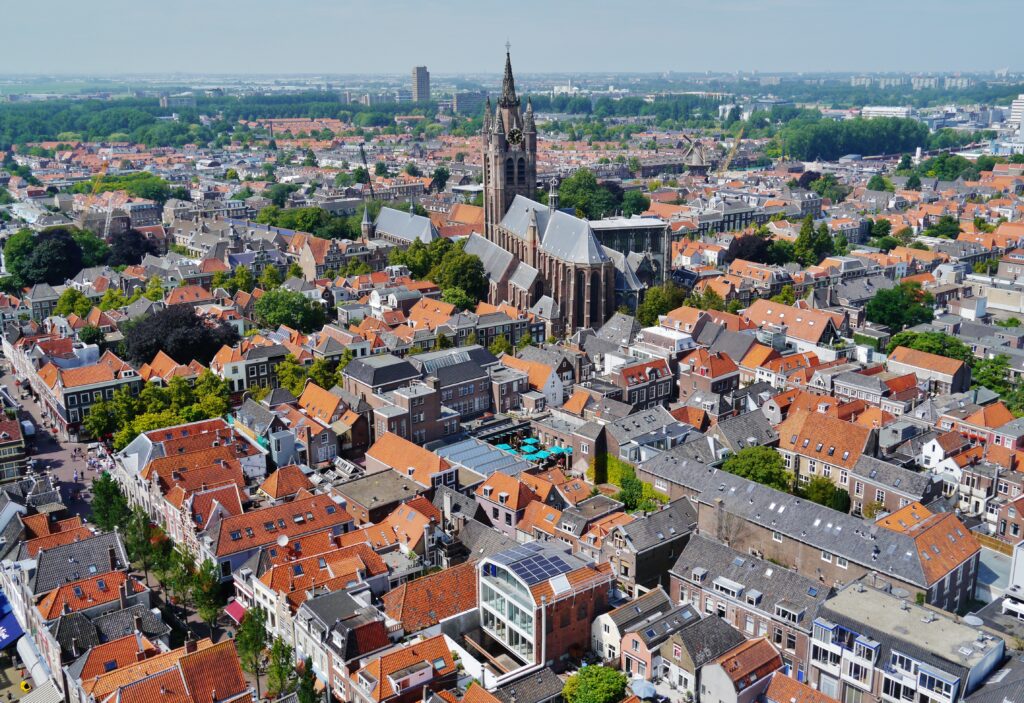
[637,283,687,326]
[489,334,513,356]
[91,472,131,532]
[254,289,327,333]
[563,666,627,703]
[721,446,793,492]
[886,330,973,364]
[865,282,934,331]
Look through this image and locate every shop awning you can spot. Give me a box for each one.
[17,634,50,686]
[0,610,24,649]
[225,600,247,624]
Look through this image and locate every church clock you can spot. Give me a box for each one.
[507,127,523,146]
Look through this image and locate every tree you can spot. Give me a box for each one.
[431,165,450,192]
[288,262,305,279]
[124,506,159,585]
[621,190,651,217]
[557,168,620,219]
[867,174,894,192]
[973,354,1010,394]
[236,606,270,700]
[258,265,282,290]
[143,275,165,301]
[887,331,974,364]
[91,472,131,532]
[802,476,851,512]
[793,215,818,267]
[489,334,513,356]
[865,282,934,331]
[562,666,627,703]
[230,265,255,294]
[275,355,311,397]
[922,215,961,239]
[78,325,105,346]
[721,446,793,492]
[871,219,893,240]
[996,317,1022,328]
[905,173,922,190]
[266,638,296,698]
[683,286,724,313]
[56,288,93,318]
[436,333,453,350]
[426,242,489,301]
[123,304,239,367]
[516,332,533,351]
[862,501,886,519]
[12,227,84,285]
[193,558,224,636]
[108,229,155,266]
[297,657,319,703]
[770,285,796,306]
[72,229,111,267]
[441,286,475,312]
[637,283,686,326]
[374,161,388,176]
[254,289,326,333]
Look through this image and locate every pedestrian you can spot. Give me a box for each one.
[73,470,78,483]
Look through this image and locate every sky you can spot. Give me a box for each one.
[3,0,1019,76]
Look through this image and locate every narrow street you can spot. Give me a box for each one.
[0,369,93,520]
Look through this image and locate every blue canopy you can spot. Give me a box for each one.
[630,679,657,700]
[0,591,23,649]
[533,450,551,459]
[522,437,539,444]
[549,446,564,454]
[565,447,573,454]
[495,443,512,451]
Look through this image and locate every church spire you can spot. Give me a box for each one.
[500,45,519,108]
[524,97,535,133]
[483,96,492,132]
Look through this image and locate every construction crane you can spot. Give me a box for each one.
[717,125,744,176]
[358,143,376,201]
[80,160,109,234]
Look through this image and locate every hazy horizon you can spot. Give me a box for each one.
[4,0,1021,76]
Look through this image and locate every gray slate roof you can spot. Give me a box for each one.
[32,532,129,596]
[671,535,831,625]
[673,614,746,668]
[375,207,439,243]
[615,499,696,552]
[493,667,564,703]
[343,354,420,387]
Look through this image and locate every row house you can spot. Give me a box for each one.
[114,418,266,520]
[887,346,971,395]
[669,535,832,683]
[373,383,459,446]
[293,589,391,703]
[599,499,696,598]
[775,409,875,492]
[809,584,1002,703]
[641,458,978,613]
[364,432,458,493]
[210,339,290,395]
[610,358,674,411]
[677,349,740,404]
[35,350,142,441]
[198,492,353,580]
[349,635,457,703]
[249,541,389,649]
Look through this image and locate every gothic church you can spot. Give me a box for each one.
[465,51,617,334]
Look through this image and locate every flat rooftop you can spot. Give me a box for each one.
[824,586,993,668]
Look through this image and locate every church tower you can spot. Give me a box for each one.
[483,48,538,234]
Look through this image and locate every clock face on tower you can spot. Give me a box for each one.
[507,128,523,146]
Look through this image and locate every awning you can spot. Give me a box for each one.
[21,681,61,703]
[225,600,247,624]
[495,443,512,451]
[16,634,50,686]
[522,438,538,444]
[0,609,25,648]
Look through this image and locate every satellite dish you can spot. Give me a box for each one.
[277,534,289,548]
[963,615,984,627]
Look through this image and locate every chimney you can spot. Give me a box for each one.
[134,614,143,632]
[136,650,147,662]
[119,580,129,609]
[211,689,217,702]
[71,637,80,658]
[108,545,118,572]
[443,491,453,525]
[185,634,197,654]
